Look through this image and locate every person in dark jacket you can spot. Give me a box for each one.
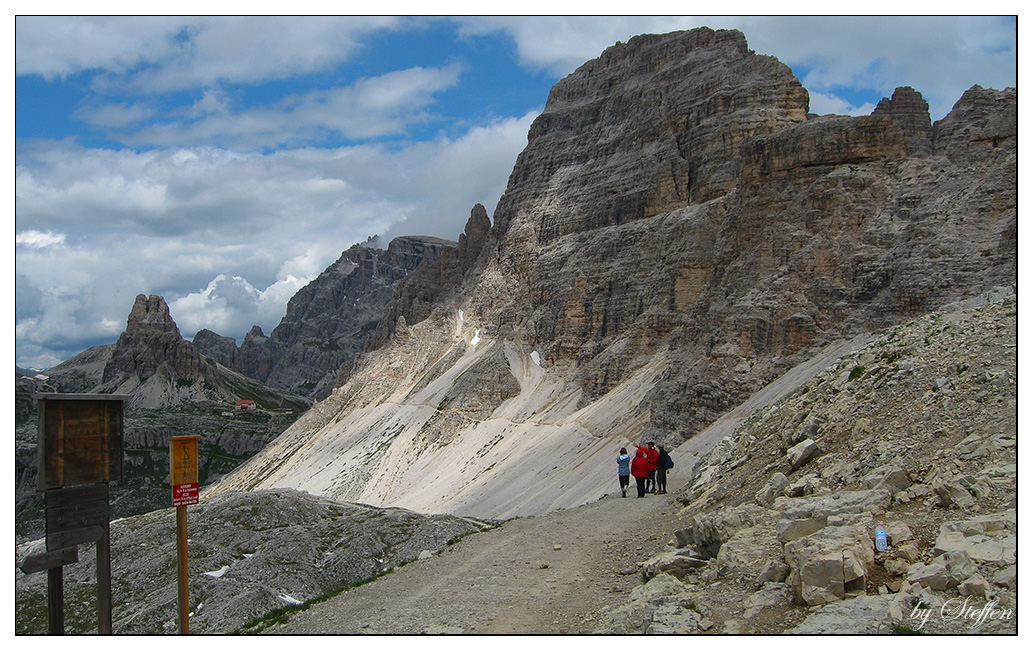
[616,448,631,498]
[656,445,671,494]
[631,450,650,498]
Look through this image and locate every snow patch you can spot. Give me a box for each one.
[278,593,303,605]
[203,565,230,578]
[470,329,481,347]
[530,351,541,366]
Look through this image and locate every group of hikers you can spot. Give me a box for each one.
[616,442,673,498]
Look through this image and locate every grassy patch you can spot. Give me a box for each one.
[235,568,395,634]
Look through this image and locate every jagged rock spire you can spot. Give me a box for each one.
[125,294,181,336]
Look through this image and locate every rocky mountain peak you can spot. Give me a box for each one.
[872,86,933,155]
[105,294,209,384]
[213,27,1014,528]
[194,237,453,400]
[125,293,181,336]
[459,203,491,267]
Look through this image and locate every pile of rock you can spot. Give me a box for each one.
[15,488,487,634]
[594,290,1016,634]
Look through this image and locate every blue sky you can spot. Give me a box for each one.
[12,15,1019,369]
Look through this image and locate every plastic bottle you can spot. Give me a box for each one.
[875,524,888,552]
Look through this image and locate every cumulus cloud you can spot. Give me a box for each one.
[15,16,406,88]
[807,91,876,117]
[16,230,66,249]
[169,274,310,342]
[14,112,533,368]
[118,63,465,149]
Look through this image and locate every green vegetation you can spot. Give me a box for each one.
[892,623,923,634]
[235,568,395,634]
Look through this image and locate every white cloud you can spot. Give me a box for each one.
[15,16,185,79]
[102,63,464,149]
[14,110,534,367]
[807,91,876,117]
[15,16,407,88]
[72,100,156,129]
[16,230,66,249]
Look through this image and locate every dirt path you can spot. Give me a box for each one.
[275,484,693,634]
[274,337,869,635]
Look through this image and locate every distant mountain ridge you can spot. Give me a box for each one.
[14,294,309,541]
[195,235,453,400]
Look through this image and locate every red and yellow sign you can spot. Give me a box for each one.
[170,435,200,507]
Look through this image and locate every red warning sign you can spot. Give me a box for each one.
[172,482,199,507]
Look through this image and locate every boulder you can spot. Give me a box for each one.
[991,566,1016,590]
[787,438,819,470]
[687,504,776,559]
[786,593,910,634]
[783,524,874,606]
[643,598,703,634]
[777,488,891,521]
[958,574,992,599]
[860,465,912,494]
[884,522,914,546]
[755,560,790,585]
[743,582,792,618]
[754,472,788,506]
[640,550,708,579]
[906,561,952,591]
[934,478,977,509]
[776,516,828,543]
[715,521,782,576]
[906,550,976,591]
[894,542,921,563]
[933,517,1016,564]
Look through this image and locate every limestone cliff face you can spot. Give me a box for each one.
[197,236,452,400]
[371,205,489,347]
[213,28,1016,520]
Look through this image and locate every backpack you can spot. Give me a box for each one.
[665,455,674,469]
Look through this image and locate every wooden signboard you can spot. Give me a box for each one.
[37,394,129,490]
[170,435,200,507]
[33,394,127,635]
[46,483,109,550]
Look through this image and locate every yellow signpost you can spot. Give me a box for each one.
[170,435,200,634]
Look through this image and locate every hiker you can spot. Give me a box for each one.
[616,448,631,497]
[631,449,650,498]
[656,445,671,494]
[637,442,659,493]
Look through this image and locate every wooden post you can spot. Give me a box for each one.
[47,567,64,634]
[176,505,189,634]
[97,520,112,634]
[170,435,199,635]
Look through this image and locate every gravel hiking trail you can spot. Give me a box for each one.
[273,338,866,635]
[273,482,693,635]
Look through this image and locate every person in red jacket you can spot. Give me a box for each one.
[631,449,650,498]
[637,442,660,493]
